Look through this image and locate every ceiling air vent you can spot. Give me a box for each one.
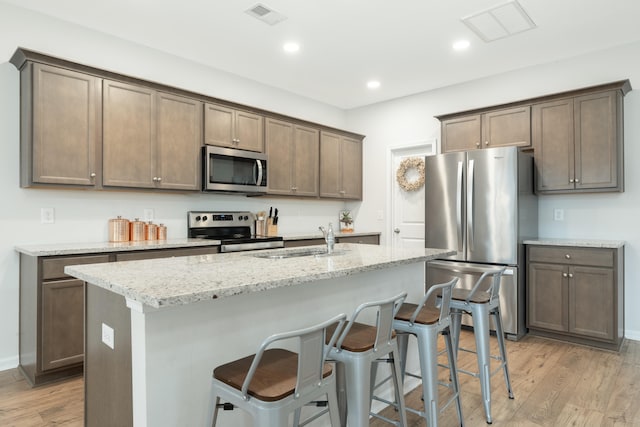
[245,3,288,26]
[462,0,536,42]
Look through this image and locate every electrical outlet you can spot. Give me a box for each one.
[40,208,55,224]
[102,323,114,349]
[553,208,564,221]
[144,209,154,221]
[376,210,384,220]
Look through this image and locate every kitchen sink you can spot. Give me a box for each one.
[252,248,347,259]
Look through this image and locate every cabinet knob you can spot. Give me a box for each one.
[575,178,580,183]
[291,186,297,191]
[153,177,157,181]
[569,179,574,183]
[339,190,346,194]
[568,273,574,278]
[476,142,480,147]
[563,273,568,278]
[485,141,489,146]
[157,177,162,182]
[394,228,400,234]
[565,254,571,259]
[90,172,96,178]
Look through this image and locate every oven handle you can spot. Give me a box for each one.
[256,160,263,186]
[221,240,284,253]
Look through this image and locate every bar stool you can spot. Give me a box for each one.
[447,266,514,425]
[327,292,408,427]
[210,313,347,427]
[392,278,464,427]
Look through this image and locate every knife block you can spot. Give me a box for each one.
[266,218,278,237]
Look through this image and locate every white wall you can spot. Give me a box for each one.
[346,41,640,340]
[0,4,349,369]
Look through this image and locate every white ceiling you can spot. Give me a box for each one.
[4,0,640,109]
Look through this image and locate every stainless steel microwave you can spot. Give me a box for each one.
[202,145,268,193]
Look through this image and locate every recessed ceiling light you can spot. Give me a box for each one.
[453,39,470,51]
[283,42,300,53]
[367,80,381,89]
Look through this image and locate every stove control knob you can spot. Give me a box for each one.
[242,215,248,220]
[202,216,208,222]
[195,216,201,222]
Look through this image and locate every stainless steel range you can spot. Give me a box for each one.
[187,211,284,253]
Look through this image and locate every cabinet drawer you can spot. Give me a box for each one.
[42,255,111,280]
[115,246,219,261]
[528,246,613,267]
[337,235,380,245]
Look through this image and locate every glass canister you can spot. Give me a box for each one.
[130,218,146,241]
[157,223,167,240]
[108,216,130,242]
[145,221,158,240]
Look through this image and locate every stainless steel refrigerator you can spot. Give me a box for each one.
[425,146,537,340]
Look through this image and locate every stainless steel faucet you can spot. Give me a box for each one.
[318,223,335,254]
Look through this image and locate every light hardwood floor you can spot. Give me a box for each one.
[1,331,639,426]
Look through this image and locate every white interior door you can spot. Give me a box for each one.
[390,142,438,249]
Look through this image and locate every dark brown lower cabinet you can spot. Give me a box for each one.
[527,244,624,350]
[41,279,85,371]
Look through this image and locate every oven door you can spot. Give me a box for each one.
[203,146,267,193]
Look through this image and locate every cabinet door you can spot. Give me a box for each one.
[266,118,294,195]
[41,279,85,371]
[532,99,575,192]
[319,131,342,198]
[204,103,234,148]
[441,115,481,152]
[482,106,531,149]
[292,125,319,197]
[30,63,100,186]
[341,136,363,200]
[337,235,379,245]
[235,110,264,152]
[156,92,202,190]
[103,80,156,188]
[569,265,615,340]
[527,263,568,332]
[574,91,619,191]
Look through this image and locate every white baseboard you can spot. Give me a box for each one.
[0,355,18,372]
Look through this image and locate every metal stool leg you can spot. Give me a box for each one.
[416,327,439,427]
[396,332,410,380]
[344,356,373,427]
[470,304,493,424]
[443,329,464,427]
[390,345,409,427]
[492,308,514,399]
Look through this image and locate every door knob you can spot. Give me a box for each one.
[394,228,400,234]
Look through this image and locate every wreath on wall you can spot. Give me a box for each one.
[396,157,425,192]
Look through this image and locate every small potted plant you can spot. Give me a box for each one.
[339,210,354,233]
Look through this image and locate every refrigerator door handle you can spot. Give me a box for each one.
[467,159,475,251]
[456,160,464,252]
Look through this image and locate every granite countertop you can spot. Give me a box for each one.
[65,243,454,309]
[283,231,381,240]
[524,238,625,249]
[15,238,221,257]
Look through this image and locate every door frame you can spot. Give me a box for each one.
[387,139,439,247]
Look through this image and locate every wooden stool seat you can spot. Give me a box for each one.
[395,303,440,325]
[326,322,395,352]
[214,348,332,402]
[451,288,491,304]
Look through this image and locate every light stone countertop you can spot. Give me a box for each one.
[524,238,625,249]
[15,238,221,257]
[65,243,454,309]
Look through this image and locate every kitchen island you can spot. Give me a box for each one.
[65,243,454,427]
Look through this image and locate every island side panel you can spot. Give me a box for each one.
[129,262,426,427]
[85,284,133,427]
